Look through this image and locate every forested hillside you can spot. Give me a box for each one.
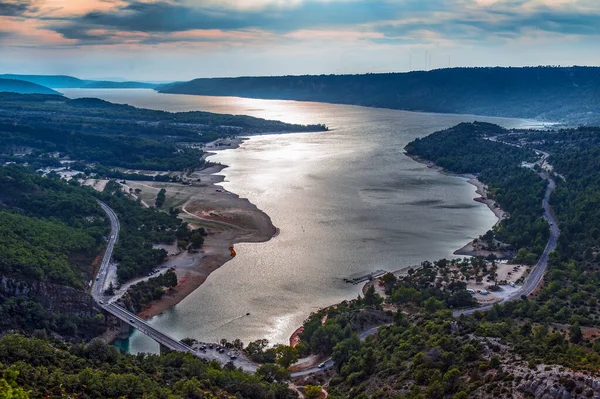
[0,92,327,173]
[161,66,600,125]
[406,122,549,261]
[0,165,109,340]
[288,122,600,398]
[0,79,60,95]
[0,165,106,286]
[0,165,203,341]
[0,334,295,398]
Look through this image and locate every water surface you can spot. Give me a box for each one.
[63,89,541,352]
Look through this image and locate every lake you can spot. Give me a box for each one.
[62,89,542,352]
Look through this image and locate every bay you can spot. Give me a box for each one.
[62,89,541,352]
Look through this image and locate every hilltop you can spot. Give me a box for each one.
[160,66,600,125]
[0,78,61,95]
[0,74,158,89]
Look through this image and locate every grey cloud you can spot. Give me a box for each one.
[46,0,426,44]
[43,0,600,46]
[377,5,600,41]
[0,0,33,16]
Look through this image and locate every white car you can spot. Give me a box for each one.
[318,362,326,369]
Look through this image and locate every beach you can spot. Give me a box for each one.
[105,138,278,320]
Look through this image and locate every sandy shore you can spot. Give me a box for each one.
[405,153,511,258]
[117,137,277,320]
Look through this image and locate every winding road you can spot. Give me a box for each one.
[91,146,560,377]
[453,159,560,316]
[304,152,562,374]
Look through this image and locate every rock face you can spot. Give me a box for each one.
[517,369,600,399]
[0,276,99,316]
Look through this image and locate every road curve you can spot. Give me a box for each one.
[453,171,559,316]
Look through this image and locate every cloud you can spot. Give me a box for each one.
[45,0,409,44]
[5,0,600,49]
[374,1,600,43]
[0,0,34,16]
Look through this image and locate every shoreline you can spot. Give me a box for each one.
[404,152,511,258]
[124,136,278,321]
[287,152,511,347]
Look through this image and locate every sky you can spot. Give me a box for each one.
[0,0,599,80]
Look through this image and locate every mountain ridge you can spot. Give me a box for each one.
[160,66,600,125]
[0,74,157,89]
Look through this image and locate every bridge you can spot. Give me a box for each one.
[92,200,195,354]
[92,200,259,372]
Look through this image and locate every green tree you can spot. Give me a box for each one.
[256,363,290,383]
[0,367,29,399]
[155,188,166,208]
[276,345,299,368]
[190,231,204,249]
[426,380,444,399]
[443,368,461,393]
[569,322,583,344]
[424,297,444,313]
[364,285,383,307]
[304,385,322,399]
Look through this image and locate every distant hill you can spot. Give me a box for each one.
[0,74,157,89]
[0,78,61,95]
[0,74,88,88]
[160,66,600,125]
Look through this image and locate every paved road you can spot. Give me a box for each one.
[92,200,258,369]
[104,302,193,352]
[92,151,561,376]
[290,323,392,377]
[93,200,193,352]
[92,200,120,302]
[453,169,559,316]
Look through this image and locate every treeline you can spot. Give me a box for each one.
[0,123,205,172]
[0,92,327,174]
[161,66,600,125]
[301,122,600,397]
[0,92,327,141]
[405,122,548,261]
[0,334,296,399]
[121,269,177,313]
